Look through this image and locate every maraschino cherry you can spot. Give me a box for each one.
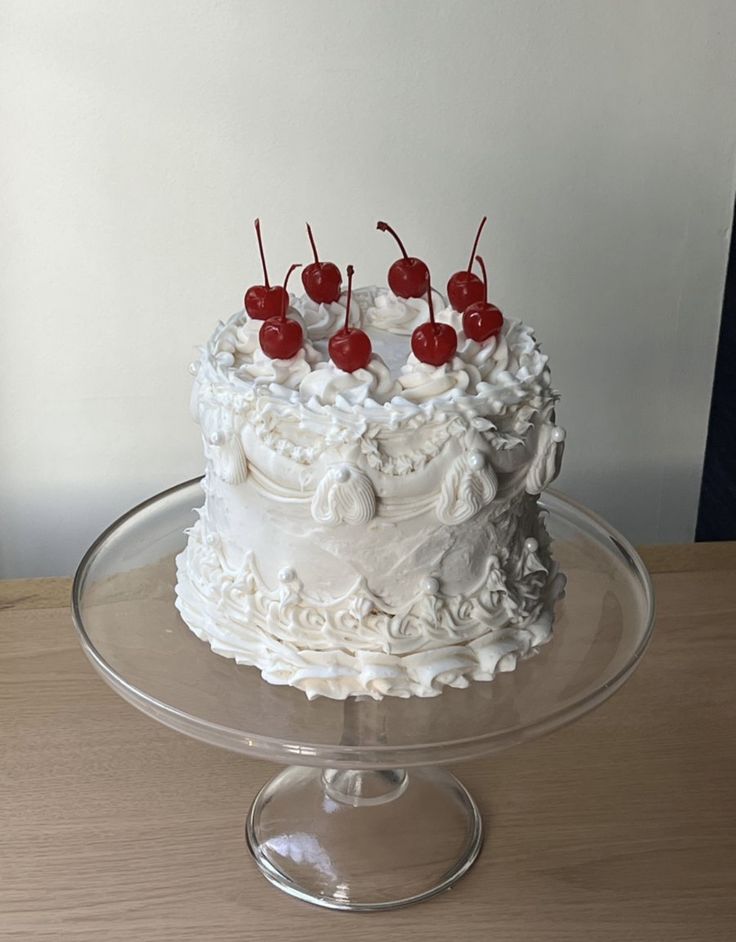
[328,265,372,372]
[302,223,342,304]
[411,277,458,366]
[463,255,503,343]
[259,263,304,359]
[447,216,487,313]
[244,218,288,320]
[376,220,430,298]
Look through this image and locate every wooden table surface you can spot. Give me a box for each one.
[2,543,735,941]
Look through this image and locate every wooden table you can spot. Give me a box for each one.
[2,544,735,941]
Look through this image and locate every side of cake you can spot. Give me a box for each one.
[175,220,566,699]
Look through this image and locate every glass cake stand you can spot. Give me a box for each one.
[71,478,654,912]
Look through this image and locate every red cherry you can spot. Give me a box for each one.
[245,284,288,320]
[259,263,304,359]
[328,264,372,372]
[447,271,484,314]
[302,223,342,304]
[412,322,458,366]
[244,218,288,320]
[447,216,487,313]
[462,255,504,343]
[376,220,429,298]
[411,275,457,366]
[260,317,303,359]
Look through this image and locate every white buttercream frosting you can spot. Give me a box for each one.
[293,289,361,341]
[437,450,498,524]
[311,463,377,525]
[299,356,399,406]
[177,285,566,700]
[234,318,261,358]
[365,289,429,335]
[398,354,483,402]
[237,346,314,388]
[175,505,565,699]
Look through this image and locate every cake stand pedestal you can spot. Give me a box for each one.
[72,480,654,912]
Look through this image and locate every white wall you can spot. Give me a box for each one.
[1,0,735,577]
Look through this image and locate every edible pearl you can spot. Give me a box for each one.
[206,533,218,547]
[278,567,295,583]
[551,427,566,443]
[188,360,200,376]
[421,576,440,595]
[468,450,485,471]
[524,538,539,553]
[209,431,225,446]
[334,465,351,483]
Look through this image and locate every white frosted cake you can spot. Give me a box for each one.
[176,220,566,700]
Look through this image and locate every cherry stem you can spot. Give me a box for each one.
[467,216,487,272]
[306,223,320,264]
[253,218,270,289]
[475,255,488,303]
[427,277,436,328]
[376,220,409,259]
[343,265,354,332]
[281,263,302,318]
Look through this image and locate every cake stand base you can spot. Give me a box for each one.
[246,765,483,911]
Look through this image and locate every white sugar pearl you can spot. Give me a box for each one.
[206,534,218,547]
[421,576,439,595]
[188,360,200,376]
[278,567,296,583]
[468,450,485,471]
[524,538,539,553]
[209,431,225,446]
[334,465,351,483]
[551,427,566,443]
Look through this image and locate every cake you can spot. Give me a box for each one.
[175,219,566,700]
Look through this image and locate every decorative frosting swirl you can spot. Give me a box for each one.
[205,429,248,486]
[237,346,315,389]
[311,463,377,526]
[526,423,566,494]
[397,355,483,403]
[437,450,498,524]
[234,318,261,358]
[482,320,548,387]
[365,289,431,335]
[294,290,362,341]
[299,356,399,406]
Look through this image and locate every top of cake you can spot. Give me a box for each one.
[192,217,557,433]
[188,217,563,513]
[196,286,554,410]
